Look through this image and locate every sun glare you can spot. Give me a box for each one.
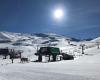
[54,8,64,20]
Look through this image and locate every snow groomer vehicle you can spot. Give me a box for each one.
[35,47,74,62]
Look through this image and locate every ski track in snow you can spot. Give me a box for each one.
[0,64,93,80]
[0,56,100,80]
[0,47,100,80]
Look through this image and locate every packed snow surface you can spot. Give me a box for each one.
[0,32,100,80]
[0,46,100,80]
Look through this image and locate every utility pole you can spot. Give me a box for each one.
[80,44,85,54]
[10,49,15,64]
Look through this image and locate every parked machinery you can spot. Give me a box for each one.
[35,47,74,62]
[0,48,9,59]
[35,47,61,62]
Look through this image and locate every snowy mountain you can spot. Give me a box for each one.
[91,37,100,42]
[0,45,100,80]
[0,32,71,46]
[0,32,100,80]
[0,32,73,58]
[0,31,100,58]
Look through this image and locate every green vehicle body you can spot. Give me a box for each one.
[36,47,60,56]
[35,47,74,62]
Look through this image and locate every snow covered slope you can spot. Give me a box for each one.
[0,46,100,80]
[0,32,100,80]
[0,32,73,58]
[0,31,100,58]
[91,37,100,42]
[0,32,70,45]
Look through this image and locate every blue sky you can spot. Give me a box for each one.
[0,0,100,39]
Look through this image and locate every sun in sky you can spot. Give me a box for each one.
[53,8,64,20]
